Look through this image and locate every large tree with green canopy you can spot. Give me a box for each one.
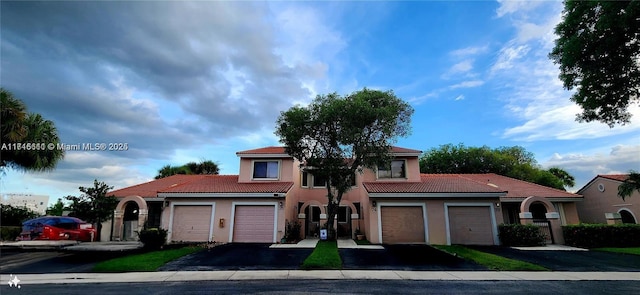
[275,88,414,240]
[549,0,639,127]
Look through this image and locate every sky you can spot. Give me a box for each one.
[1,0,639,206]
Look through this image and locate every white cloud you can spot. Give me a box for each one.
[490,44,530,74]
[495,0,544,18]
[442,59,474,78]
[450,45,489,57]
[454,95,465,101]
[449,80,485,90]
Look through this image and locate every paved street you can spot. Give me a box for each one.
[2,279,640,295]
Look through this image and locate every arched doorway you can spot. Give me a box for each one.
[519,196,562,244]
[122,201,139,241]
[619,209,637,224]
[530,203,547,221]
[113,196,148,241]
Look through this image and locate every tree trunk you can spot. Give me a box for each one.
[95,222,102,242]
[326,203,337,240]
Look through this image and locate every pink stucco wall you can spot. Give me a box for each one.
[577,177,639,224]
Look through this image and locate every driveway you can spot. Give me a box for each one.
[469,246,640,272]
[160,243,485,271]
[340,244,486,270]
[0,249,137,274]
[158,243,313,271]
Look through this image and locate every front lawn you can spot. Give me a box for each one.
[93,246,203,272]
[432,245,548,271]
[301,240,342,270]
[593,247,640,256]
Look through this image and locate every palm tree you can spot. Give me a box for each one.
[1,89,65,172]
[618,171,640,201]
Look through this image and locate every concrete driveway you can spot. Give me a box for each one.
[469,246,640,272]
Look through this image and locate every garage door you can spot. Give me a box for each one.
[380,206,425,244]
[448,206,494,245]
[171,206,212,242]
[232,205,275,243]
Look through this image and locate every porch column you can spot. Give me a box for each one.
[351,214,359,239]
[605,213,622,225]
[112,209,124,241]
[546,212,564,245]
[519,212,534,225]
[137,208,148,233]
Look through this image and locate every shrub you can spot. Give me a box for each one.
[284,220,301,243]
[562,224,640,248]
[0,226,22,241]
[498,224,546,247]
[1,204,40,226]
[137,228,167,250]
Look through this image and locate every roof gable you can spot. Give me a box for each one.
[109,174,207,198]
[577,174,629,194]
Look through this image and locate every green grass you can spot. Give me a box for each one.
[432,245,549,271]
[593,247,640,256]
[301,240,342,270]
[93,246,203,272]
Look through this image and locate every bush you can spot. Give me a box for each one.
[137,228,167,250]
[563,224,640,248]
[498,224,546,247]
[0,226,22,241]
[284,220,301,243]
[1,204,40,226]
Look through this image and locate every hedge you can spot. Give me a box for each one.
[562,224,640,248]
[498,224,546,247]
[1,226,22,241]
[137,228,167,250]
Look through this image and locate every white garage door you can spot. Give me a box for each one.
[380,206,425,244]
[171,206,212,242]
[232,205,275,243]
[448,206,494,245]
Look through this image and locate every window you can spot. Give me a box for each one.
[313,174,327,187]
[378,160,406,179]
[253,161,279,179]
[301,172,309,187]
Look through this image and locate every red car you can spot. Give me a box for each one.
[17,216,97,242]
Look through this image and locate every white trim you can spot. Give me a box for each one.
[158,192,286,198]
[500,197,582,203]
[167,201,216,243]
[376,202,428,244]
[617,208,638,224]
[250,159,281,181]
[444,202,499,246]
[238,153,291,158]
[229,202,278,243]
[370,192,506,198]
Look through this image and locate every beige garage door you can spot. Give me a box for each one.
[381,206,425,244]
[448,206,494,245]
[171,206,212,242]
[233,205,275,243]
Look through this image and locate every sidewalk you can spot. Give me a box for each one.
[2,270,639,285]
[269,238,384,249]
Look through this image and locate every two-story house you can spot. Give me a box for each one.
[107,146,582,245]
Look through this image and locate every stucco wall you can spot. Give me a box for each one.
[577,177,639,224]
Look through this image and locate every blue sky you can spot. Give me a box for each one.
[1,1,639,206]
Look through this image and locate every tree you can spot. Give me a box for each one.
[155,160,220,179]
[46,198,70,216]
[276,88,413,240]
[1,88,65,172]
[419,143,574,190]
[549,1,640,127]
[618,171,640,201]
[548,167,576,188]
[0,204,40,226]
[65,180,118,241]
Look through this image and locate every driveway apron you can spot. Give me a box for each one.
[470,246,640,272]
[158,243,313,271]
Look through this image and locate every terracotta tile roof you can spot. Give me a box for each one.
[109,174,206,198]
[598,174,629,182]
[390,146,422,154]
[460,173,581,199]
[364,174,505,194]
[236,146,288,155]
[159,175,293,194]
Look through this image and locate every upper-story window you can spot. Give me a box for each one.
[378,160,406,179]
[301,171,309,187]
[253,160,279,179]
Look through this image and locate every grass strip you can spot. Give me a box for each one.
[301,240,342,270]
[593,247,640,256]
[354,239,371,245]
[432,245,548,271]
[93,246,203,272]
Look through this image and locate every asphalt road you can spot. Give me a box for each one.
[0,249,139,274]
[2,280,639,295]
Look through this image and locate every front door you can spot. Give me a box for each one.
[305,206,321,238]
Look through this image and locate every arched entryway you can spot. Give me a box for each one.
[619,209,637,224]
[297,200,360,239]
[113,196,148,241]
[519,196,563,244]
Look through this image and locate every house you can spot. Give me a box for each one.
[106,146,583,245]
[576,174,638,224]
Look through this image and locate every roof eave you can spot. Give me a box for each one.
[158,192,287,198]
[368,192,506,198]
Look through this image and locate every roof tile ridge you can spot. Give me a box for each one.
[489,173,580,196]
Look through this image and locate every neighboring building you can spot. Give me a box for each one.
[107,146,583,245]
[576,175,638,224]
[1,193,49,215]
